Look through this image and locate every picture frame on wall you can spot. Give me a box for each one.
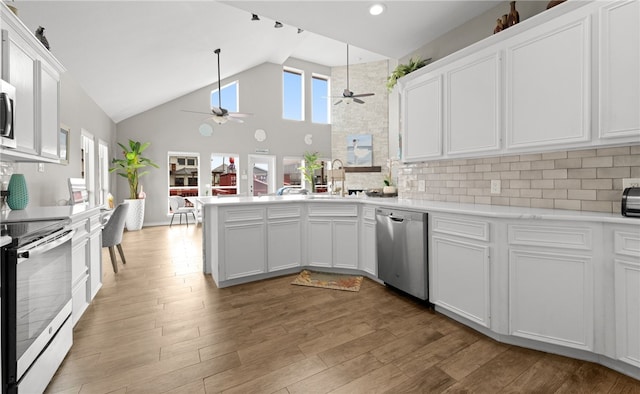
[347,134,373,166]
[59,124,70,165]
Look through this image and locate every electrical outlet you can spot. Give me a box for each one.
[490,180,501,194]
[37,163,44,172]
[623,178,640,189]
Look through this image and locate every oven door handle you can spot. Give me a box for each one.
[17,229,75,260]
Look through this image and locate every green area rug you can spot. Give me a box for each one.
[291,269,363,292]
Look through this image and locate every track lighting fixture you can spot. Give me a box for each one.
[297,28,304,34]
[251,13,260,21]
[274,21,283,28]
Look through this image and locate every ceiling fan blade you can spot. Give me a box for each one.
[228,112,252,118]
[353,98,365,104]
[226,116,244,123]
[181,109,212,115]
[352,93,375,98]
[334,99,343,105]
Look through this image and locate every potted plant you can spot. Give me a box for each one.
[387,56,432,91]
[383,158,397,195]
[110,140,158,230]
[299,151,322,193]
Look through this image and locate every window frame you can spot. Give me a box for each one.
[311,73,330,124]
[168,152,200,212]
[211,80,239,112]
[282,67,305,121]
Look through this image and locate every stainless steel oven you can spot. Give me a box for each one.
[1,219,74,394]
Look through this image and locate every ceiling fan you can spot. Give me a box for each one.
[182,48,251,124]
[332,44,375,105]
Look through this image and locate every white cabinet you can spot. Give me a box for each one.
[431,214,491,327]
[2,28,37,155]
[267,205,302,272]
[307,203,358,269]
[0,5,64,162]
[401,74,442,161]
[612,228,640,368]
[38,61,61,160]
[598,0,640,141]
[508,223,594,351]
[70,210,102,325]
[505,9,591,150]
[446,50,501,156]
[87,215,103,299]
[221,207,266,280]
[359,206,376,276]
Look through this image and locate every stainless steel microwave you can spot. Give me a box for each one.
[1,79,16,149]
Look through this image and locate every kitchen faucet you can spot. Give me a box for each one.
[329,159,346,197]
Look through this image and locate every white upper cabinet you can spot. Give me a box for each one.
[401,73,442,161]
[598,0,640,141]
[1,4,65,163]
[399,1,637,162]
[446,50,501,156]
[505,9,591,150]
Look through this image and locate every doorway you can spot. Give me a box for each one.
[247,154,276,196]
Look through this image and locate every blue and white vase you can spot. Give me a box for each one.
[7,173,29,210]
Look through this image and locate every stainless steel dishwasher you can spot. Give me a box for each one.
[376,207,428,300]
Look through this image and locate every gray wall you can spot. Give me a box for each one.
[1,73,116,207]
[116,59,332,226]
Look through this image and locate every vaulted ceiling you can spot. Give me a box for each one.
[14,1,501,123]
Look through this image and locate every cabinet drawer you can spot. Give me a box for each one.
[614,230,640,257]
[224,208,264,222]
[508,224,592,250]
[308,203,358,217]
[432,215,490,241]
[267,205,301,219]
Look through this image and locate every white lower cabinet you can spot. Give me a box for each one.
[431,214,491,327]
[222,208,266,280]
[508,223,594,351]
[70,210,102,325]
[612,227,640,368]
[307,203,359,269]
[267,205,302,272]
[359,206,376,276]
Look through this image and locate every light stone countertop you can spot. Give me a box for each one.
[1,203,104,223]
[196,194,638,225]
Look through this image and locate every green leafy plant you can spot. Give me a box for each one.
[298,151,322,191]
[387,56,432,91]
[109,140,159,199]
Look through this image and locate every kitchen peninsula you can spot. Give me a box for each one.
[198,195,640,380]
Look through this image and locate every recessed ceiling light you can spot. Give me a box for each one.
[369,3,386,16]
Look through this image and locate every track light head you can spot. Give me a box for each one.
[251,13,260,21]
[274,21,283,28]
[297,28,304,34]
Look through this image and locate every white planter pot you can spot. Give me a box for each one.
[383,186,397,195]
[123,198,145,231]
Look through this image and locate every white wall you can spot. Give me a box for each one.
[116,59,332,226]
[11,73,116,206]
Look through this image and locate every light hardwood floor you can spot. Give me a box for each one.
[46,225,640,393]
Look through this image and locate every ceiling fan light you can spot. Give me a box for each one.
[369,3,386,16]
[251,13,260,21]
[274,21,283,28]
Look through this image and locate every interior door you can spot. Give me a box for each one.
[247,154,276,196]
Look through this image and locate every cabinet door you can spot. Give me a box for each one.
[598,0,640,140]
[39,61,60,159]
[402,74,442,161]
[446,51,501,156]
[509,249,593,350]
[223,222,266,280]
[432,236,490,327]
[333,219,358,269]
[614,258,640,368]
[308,219,332,268]
[88,230,102,300]
[506,12,590,149]
[2,30,37,155]
[267,219,301,272]
[360,219,376,276]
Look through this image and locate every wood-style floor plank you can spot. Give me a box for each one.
[43,225,640,394]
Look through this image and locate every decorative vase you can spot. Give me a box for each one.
[547,0,566,9]
[507,1,520,27]
[7,173,28,210]
[124,198,145,231]
[494,18,504,34]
